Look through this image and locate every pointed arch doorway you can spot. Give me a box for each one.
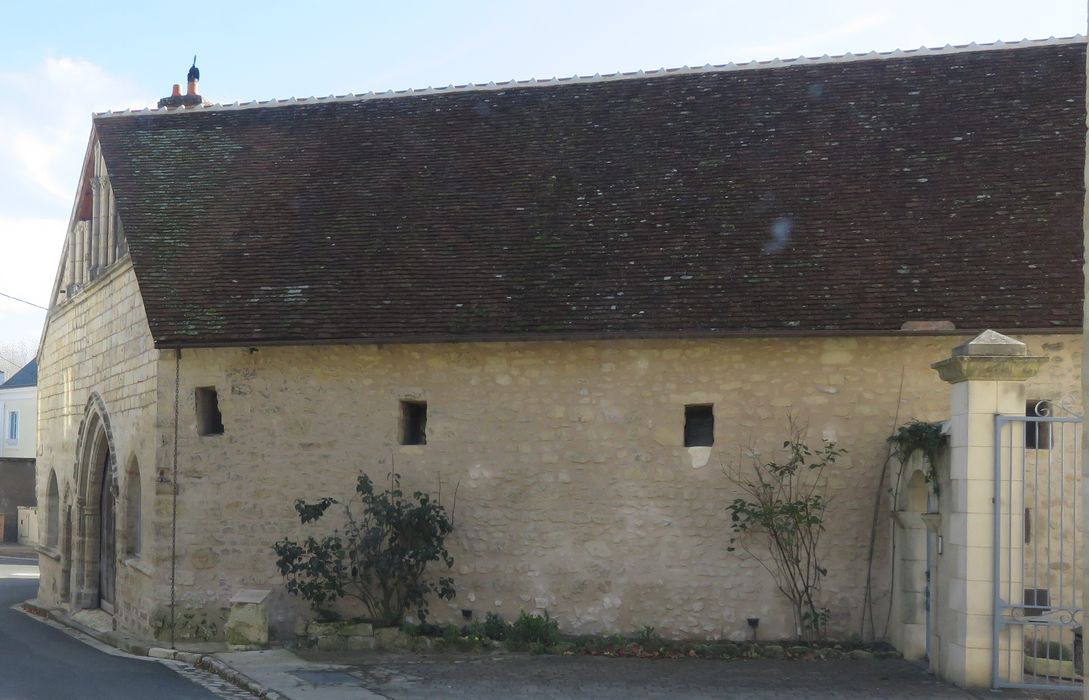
[73,394,119,614]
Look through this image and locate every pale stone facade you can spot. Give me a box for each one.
[35,281,1084,643]
[884,334,1084,689]
[36,260,160,632]
[930,336,1046,687]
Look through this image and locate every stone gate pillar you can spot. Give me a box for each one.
[931,330,1046,687]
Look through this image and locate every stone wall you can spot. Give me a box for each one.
[35,260,162,633]
[32,300,1085,644]
[0,458,34,542]
[164,334,1080,642]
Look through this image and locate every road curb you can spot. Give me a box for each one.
[20,600,287,699]
[196,656,291,700]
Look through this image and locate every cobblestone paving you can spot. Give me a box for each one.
[305,654,1079,699]
[164,661,259,699]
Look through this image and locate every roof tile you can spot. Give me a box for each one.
[94,41,1086,347]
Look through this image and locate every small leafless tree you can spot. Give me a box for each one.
[0,340,35,377]
[725,421,844,640]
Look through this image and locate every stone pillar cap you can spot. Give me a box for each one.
[932,329,1046,384]
[951,329,1027,357]
[230,588,271,605]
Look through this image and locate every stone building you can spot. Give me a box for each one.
[34,38,1085,649]
[0,361,37,542]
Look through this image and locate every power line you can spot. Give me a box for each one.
[0,291,47,311]
[0,351,32,372]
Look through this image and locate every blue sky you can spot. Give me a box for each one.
[0,0,1085,368]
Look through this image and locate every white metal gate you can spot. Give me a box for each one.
[993,409,1083,691]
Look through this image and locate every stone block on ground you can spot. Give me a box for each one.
[299,619,377,651]
[224,588,270,651]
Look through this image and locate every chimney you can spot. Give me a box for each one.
[157,56,208,109]
[187,56,200,96]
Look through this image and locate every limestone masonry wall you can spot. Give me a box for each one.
[36,260,161,633]
[169,334,1080,641]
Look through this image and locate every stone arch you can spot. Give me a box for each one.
[890,456,932,661]
[74,393,119,506]
[70,392,120,612]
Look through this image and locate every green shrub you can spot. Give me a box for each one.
[506,611,560,651]
[273,471,455,626]
[417,622,443,638]
[483,612,509,641]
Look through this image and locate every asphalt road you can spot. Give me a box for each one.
[0,556,224,700]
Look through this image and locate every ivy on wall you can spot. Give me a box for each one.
[887,420,947,493]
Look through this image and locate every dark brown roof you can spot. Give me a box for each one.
[94,41,1087,348]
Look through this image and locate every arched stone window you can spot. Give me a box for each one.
[125,457,141,558]
[45,471,59,548]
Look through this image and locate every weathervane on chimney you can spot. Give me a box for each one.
[157,56,209,110]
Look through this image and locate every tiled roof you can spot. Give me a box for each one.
[1,360,37,389]
[94,40,1086,348]
[94,37,1084,119]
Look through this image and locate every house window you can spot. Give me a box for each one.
[6,411,17,443]
[1026,400,1051,450]
[1024,587,1051,616]
[196,387,224,436]
[400,401,427,445]
[684,404,714,447]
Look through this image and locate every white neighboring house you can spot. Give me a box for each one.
[0,361,37,543]
[0,361,36,460]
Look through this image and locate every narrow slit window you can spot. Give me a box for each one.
[196,387,224,436]
[1025,400,1051,450]
[684,404,714,447]
[401,400,427,446]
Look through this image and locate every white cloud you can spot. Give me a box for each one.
[0,59,152,349]
[0,216,66,305]
[0,216,66,349]
[11,132,68,201]
[0,58,152,209]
